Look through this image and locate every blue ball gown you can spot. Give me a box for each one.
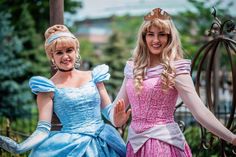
[28,64,126,157]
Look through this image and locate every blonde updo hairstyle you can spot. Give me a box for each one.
[133,16,183,93]
[44,25,80,60]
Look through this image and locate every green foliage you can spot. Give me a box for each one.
[0,0,82,78]
[0,12,33,121]
[185,126,235,156]
[102,31,131,98]
[98,15,142,98]
[0,117,37,156]
[79,38,99,68]
[110,15,143,49]
[0,0,81,35]
[14,4,50,78]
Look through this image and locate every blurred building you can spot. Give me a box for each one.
[66,0,194,46]
[74,17,113,46]
[66,0,235,46]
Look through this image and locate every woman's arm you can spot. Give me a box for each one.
[96,82,112,109]
[97,78,131,127]
[0,92,53,154]
[175,74,236,144]
[112,77,131,127]
[96,82,114,124]
[112,77,130,108]
[37,92,53,122]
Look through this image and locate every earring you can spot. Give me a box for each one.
[51,59,58,70]
[74,54,81,69]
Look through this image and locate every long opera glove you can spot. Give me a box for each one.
[0,120,51,154]
[102,103,115,126]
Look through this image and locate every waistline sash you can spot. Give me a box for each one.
[128,122,186,153]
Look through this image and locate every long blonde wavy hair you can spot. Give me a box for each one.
[44,25,80,60]
[133,17,184,93]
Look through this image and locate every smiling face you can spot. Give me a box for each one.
[53,46,76,71]
[51,37,78,71]
[145,25,169,63]
[44,25,80,72]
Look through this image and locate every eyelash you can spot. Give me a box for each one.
[55,48,74,55]
[55,51,63,55]
[146,33,167,36]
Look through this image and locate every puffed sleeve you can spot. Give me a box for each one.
[92,64,110,83]
[29,76,56,95]
[124,61,133,78]
[173,59,191,76]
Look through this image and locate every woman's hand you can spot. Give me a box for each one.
[113,99,131,127]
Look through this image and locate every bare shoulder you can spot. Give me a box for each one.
[80,70,91,75]
[77,70,91,77]
[75,70,92,82]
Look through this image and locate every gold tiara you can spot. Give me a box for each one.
[144,8,170,21]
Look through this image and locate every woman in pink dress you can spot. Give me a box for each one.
[107,8,236,157]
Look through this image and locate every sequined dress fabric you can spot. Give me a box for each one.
[125,60,192,157]
[28,64,126,157]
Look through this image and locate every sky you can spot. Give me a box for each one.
[65,0,235,25]
[66,0,192,22]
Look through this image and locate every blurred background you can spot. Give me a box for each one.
[0,0,235,156]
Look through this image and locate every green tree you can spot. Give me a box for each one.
[16,4,51,78]
[111,15,143,49]
[0,12,33,121]
[0,0,82,78]
[102,31,131,99]
[92,15,142,99]
[79,38,99,69]
[0,0,81,35]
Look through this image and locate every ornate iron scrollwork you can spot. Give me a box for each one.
[191,7,236,156]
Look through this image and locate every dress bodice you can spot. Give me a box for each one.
[124,60,191,133]
[29,64,110,133]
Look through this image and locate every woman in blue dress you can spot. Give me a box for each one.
[0,24,126,157]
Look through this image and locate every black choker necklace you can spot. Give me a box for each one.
[58,68,74,72]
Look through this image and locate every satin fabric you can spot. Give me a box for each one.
[128,122,185,153]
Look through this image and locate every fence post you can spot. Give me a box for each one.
[6,118,10,137]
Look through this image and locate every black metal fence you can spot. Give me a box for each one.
[0,91,234,156]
